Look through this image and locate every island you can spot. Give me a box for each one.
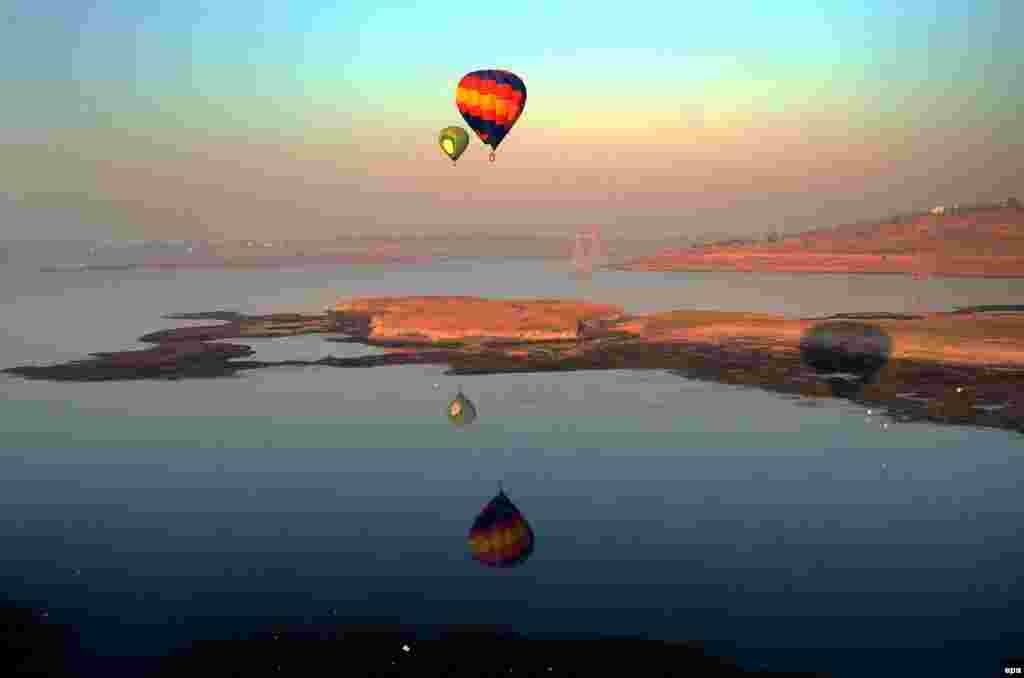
[5,296,1024,434]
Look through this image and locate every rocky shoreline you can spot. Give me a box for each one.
[5,297,1023,434]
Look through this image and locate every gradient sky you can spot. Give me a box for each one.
[1,0,1021,240]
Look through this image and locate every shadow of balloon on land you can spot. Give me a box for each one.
[799,320,892,398]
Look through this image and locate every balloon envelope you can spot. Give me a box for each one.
[468,490,534,568]
[439,126,469,163]
[456,70,526,154]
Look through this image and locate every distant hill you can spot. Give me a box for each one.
[772,206,1024,256]
[621,206,1024,277]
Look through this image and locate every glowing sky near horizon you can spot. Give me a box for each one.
[0,0,1021,240]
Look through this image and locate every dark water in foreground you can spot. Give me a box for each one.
[1,253,1022,676]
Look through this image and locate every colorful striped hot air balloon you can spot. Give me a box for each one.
[468,486,534,568]
[456,70,527,162]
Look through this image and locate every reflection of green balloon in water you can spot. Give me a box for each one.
[439,126,469,164]
[447,387,477,426]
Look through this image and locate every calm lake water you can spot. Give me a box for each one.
[1,245,1022,676]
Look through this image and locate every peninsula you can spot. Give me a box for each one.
[5,296,1024,434]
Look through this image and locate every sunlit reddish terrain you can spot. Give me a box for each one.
[334,296,624,343]
[621,207,1024,277]
[7,296,1024,431]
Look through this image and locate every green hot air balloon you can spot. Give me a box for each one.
[439,126,469,164]
[446,386,478,426]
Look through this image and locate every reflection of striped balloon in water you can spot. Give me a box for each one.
[456,70,526,161]
[468,488,534,568]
